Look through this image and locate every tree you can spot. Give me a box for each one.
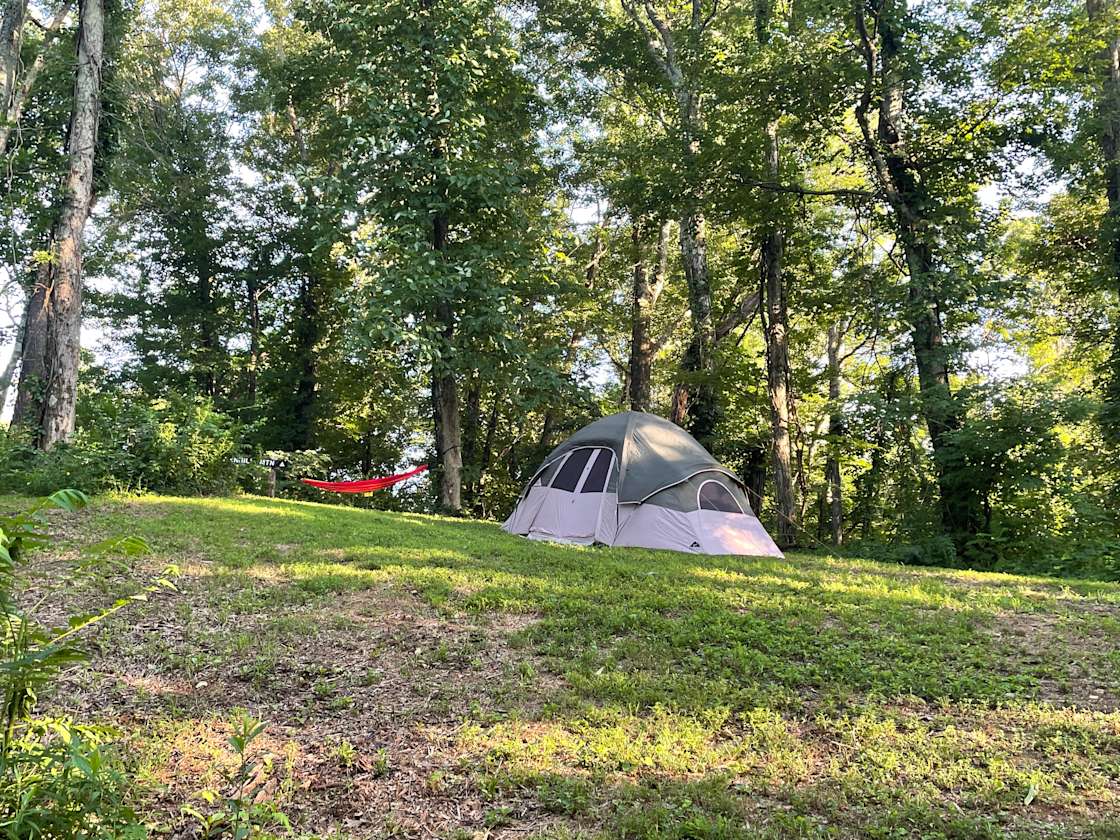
[850,0,1006,547]
[1,0,71,155]
[284,0,559,512]
[13,0,103,447]
[0,0,74,411]
[628,218,671,412]
[1083,0,1120,435]
[613,0,721,445]
[91,0,248,408]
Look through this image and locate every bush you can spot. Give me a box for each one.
[0,392,243,496]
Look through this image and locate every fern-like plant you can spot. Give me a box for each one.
[0,490,175,839]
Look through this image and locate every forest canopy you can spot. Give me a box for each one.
[2,0,1120,579]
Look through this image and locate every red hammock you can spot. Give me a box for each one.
[300,464,429,494]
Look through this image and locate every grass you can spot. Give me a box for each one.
[15,492,1120,839]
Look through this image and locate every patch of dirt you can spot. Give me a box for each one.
[27,544,563,839]
[990,605,1120,712]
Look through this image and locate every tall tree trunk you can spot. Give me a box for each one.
[1,0,67,404]
[854,368,897,539]
[285,100,324,450]
[0,0,26,126]
[743,445,767,516]
[461,378,481,509]
[674,209,718,446]
[291,276,319,448]
[628,219,670,412]
[12,0,102,447]
[429,205,461,512]
[420,0,461,513]
[853,0,981,546]
[196,264,216,397]
[476,398,499,516]
[620,2,719,444]
[361,432,372,477]
[1087,0,1120,436]
[760,121,797,548]
[432,349,462,512]
[825,322,844,544]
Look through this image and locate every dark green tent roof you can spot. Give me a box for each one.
[538,411,740,504]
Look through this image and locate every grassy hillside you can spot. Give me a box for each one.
[20,494,1120,839]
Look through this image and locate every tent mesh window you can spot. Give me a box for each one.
[551,448,595,492]
[533,459,563,488]
[580,448,612,493]
[698,480,743,513]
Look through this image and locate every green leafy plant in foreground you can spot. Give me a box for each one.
[180,712,290,839]
[0,490,176,839]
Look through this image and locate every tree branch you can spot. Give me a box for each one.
[0,0,73,155]
[714,290,760,342]
[739,177,875,199]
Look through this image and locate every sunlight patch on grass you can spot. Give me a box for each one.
[130,714,301,807]
[465,700,1120,820]
[37,493,1120,837]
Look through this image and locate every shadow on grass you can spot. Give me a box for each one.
[490,767,1110,840]
[80,494,1120,838]
[103,494,1120,713]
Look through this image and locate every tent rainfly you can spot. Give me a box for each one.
[503,411,783,557]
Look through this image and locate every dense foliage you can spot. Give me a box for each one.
[3,0,1120,578]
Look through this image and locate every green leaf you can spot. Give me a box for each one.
[84,535,152,557]
[43,489,91,513]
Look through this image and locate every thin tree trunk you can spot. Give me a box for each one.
[1087,0,1120,436]
[12,0,102,447]
[674,209,718,446]
[196,264,216,397]
[628,219,670,412]
[0,302,24,410]
[433,356,462,512]
[461,378,481,509]
[290,277,318,441]
[0,0,26,123]
[361,432,372,477]
[854,368,897,540]
[825,322,844,544]
[743,444,767,515]
[477,398,499,516]
[816,487,828,542]
[0,0,73,156]
[619,2,718,443]
[761,121,796,548]
[246,270,260,405]
[286,100,324,449]
[420,0,461,512]
[853,0,981,545]
[429,205,461,512]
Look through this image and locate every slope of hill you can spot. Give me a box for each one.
[24,494,1120,839]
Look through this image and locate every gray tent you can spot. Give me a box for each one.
[503,411,783,557]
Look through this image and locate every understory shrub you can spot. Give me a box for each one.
[0,490,175,838]
[0,392,243,496]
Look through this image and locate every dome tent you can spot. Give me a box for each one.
[503,411,783,557]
